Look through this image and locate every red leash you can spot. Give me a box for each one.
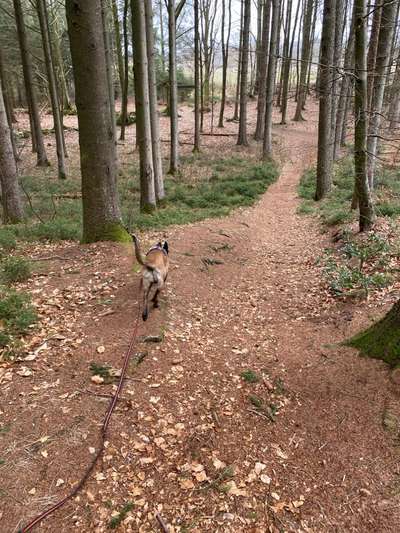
[19,305,142,532]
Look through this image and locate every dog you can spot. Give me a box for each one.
[131,234,169,321]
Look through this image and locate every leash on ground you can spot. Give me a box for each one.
[18,303,142,533]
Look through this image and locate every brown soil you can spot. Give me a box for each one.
[1,103,399,532]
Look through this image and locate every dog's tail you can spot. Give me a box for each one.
[132,234,146,267]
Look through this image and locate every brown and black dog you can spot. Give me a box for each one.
[132,234,169,321]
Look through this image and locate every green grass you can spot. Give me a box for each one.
[2,156,278,244]
[0,286,37,354]
[1,256,32,284]
[108,502,134,529]
[298,157,400,226]
[241,369,260,383]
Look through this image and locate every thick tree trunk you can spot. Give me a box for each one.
[367,0,397,188]
[237,0,251,146]
[281,0,301,124]
[348,300,400,367]
[119,0,129,141]
[254,0,271,139]
[66,0,127,243]
[254,0,264,95]
[112,0,125,98]
[262,0,280,159]
[145,0,164,202]
[168,0,179,174]
[294,0,314,121]
[315,0,336,201]
[159,0,166,77]
[389,51,400,128]
[194,0,201,150]
[131,0,157,210]
[330,0,345,154]
[13,0,49,167]
[37,0,67,179]
[0,82,24,224]
[354,0,375,232]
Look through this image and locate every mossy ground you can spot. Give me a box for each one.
[0,155,278,246]
[347,302,400,368]
[298,156,400,226]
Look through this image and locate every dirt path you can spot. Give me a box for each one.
[2,115,399,532]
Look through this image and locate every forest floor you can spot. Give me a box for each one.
[1,101,400,532]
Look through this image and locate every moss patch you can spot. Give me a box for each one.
[347,301,400,367]
[82,222,131,244]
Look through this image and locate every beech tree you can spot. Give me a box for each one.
[294,0,314,121]
[168,0,179,174]
[66,0,127,243]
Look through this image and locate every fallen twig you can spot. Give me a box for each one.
[155,512,170,533]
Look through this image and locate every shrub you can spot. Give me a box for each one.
[0,230,17,253]
[1,257,32,284]
[0,286,37,350]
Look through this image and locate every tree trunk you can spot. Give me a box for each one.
[254,0,271,139]
[101,0,118,148]
[168,0,179,174]
[263,0,280,159]
[367,0,382,113]
[131,0,157,210]
[159,0,166,77]
[306,1,317,97]
[330,0,345,154]
[37,0,67,179]
[66,0,127,243]
[218,0,232,128]
[0,51,19,162]
[333,18,355,159]
[348,299,400,367]
[237,0,251,146]
[367,0,397,188]
[51,5,73,111]
[254,0,264,95]
[389,51,400,128]
[13,0,49,167]
[145,0,164,202]
[0,81,24,224]
[112,0,125,98]
[354,0,375,232]
[233,0,244,121]
[194,0,201,150]
[294,0,314,121]
[281,0,301,124]
[119,0,129,141]
[315,0,336,201]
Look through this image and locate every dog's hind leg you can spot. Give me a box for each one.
[152,289,160,308]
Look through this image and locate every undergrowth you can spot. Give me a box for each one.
[298,157,400,226]
[0,156,278,244]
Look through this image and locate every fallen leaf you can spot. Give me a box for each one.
[28,488,36,495]
[180,478,195,490]
[260,474,271,485]
[254,462,267,475]
[96,345,105,354]
[41,450,48,458]
[56,478,64,487]
[213,458,226,470]
[95,472,106,481]
[271,492,280,501]
[91,375,104,385]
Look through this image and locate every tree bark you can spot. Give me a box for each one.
[367,0,397,188]
[294,0,314,121]
[144,0,164,202]
[119,0,129,140]
[367,0,382,113]
[315,0,336,201]
[168,0,179,174]
[254,0,271,139]
[66,0,127,243]
[37,0,67,179]
[389,51,400,128]
[254,0,264,95]
[218,0,232,128]
[263,0,280,159]
[112,0,125,98]
[194,0,201,150]
[101,0,118,148]
[281,0,301,124]
[13,0,49,167]
[354,0,375,232]
[237,0,251,146]
[0,51,19,162]
[0,81,24,224]
[131,0,157,210]
[330,0,345,154]
[233,0,244,121]
[333,17,355,159]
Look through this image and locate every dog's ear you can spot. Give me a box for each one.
[163,241,169,254]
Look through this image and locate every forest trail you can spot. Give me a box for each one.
[3,115,399,532]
